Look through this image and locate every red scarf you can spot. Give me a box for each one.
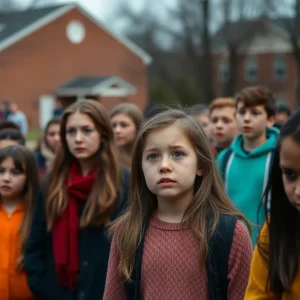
[52,162,96,290]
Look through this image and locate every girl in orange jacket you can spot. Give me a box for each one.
[0,145,39,300]
[245,109,300,300]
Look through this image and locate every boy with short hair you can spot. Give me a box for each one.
[217,85,279,245]
[209,98,238,153]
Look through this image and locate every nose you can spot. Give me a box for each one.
[3,171,10,182]
[54,134,60,142]
[159,155,172,173]
[114,125,121,134]
[243,111,251,122]
[75,131,83,143]
[216,120,223,129]
[295,180,300,198]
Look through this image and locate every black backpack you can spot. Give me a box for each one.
[124,214,237,300]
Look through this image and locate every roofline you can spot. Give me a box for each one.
[212,18,291,54]
[0,3,152,65]
[0,4,74,52]
[76,5,152,65]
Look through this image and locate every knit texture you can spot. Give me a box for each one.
[104,214,253,300]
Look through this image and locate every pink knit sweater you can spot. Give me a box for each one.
[104,214,253,300]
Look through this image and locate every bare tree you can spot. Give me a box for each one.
[219,0,265,96]
[267,0,300,107]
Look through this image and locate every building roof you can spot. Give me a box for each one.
[0,3,152,64]
[212,17,291,51]
[56,75,137,97]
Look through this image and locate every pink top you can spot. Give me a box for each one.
[104,214,253,300]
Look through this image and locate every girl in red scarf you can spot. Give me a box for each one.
[24,100,129,300]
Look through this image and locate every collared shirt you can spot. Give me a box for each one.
[0,202,34,300]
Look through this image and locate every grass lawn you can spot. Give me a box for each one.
[26,128,41,141]
[26,128,41,149]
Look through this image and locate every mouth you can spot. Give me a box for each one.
[75,147,85,153]
[1,185,11,190]
[242,126,252,132]
[215,132,224,138]
[158,178,176,184]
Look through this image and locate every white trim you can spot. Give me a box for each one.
[262,151,273,211]
[0,5,74,51]
[0,4,152,65]
[225,152,235,192]
[56,76,137,97]
[75,5,152,65]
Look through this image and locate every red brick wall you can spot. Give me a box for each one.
[0,8,149,127]
[213,53,297,109]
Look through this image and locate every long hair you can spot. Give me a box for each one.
[46,100,120,230]
[35,117,61,152]
[259,109,300,294]
[110,103,144,167]
[110,109,250,280]
[0,145,39,269]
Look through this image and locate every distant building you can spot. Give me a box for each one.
[212,18,297,109]
[0,3,151,128]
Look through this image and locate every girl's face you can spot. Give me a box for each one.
[111,113,137,147]
[280,136,300,212]
[142,124,202,206]
[46,123,61,152]
[65,112,101,161]
[0,157,26,199]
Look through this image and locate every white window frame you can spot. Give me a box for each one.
[244,56,258,81]
[273,55,286,81]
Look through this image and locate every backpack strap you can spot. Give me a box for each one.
[220,148,233,182]
[124,219,149,300]
[206,215,238,300]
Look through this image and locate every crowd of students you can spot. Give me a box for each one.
[0,84,299,299]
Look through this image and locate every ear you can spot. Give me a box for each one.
[196,169,203,176]
[267,115,276,127]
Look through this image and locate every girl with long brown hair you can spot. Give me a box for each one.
[245,109,300,299]
[110,103,144,168]
[25,100,129,300]
[104,109,252,300]
[0,145,39,300]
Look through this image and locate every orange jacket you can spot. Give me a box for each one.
[245,222,300,299]
[0,202,34,300]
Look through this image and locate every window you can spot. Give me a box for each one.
[275,94,286,106]
[218,57,229,82]
[244,56,258,81]
[273,55,286,81]
[0,24,6,32]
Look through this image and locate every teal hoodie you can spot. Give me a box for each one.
[216,127,279,245]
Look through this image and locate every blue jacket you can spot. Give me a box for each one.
[24,169,129,300]
[216,127,279,245]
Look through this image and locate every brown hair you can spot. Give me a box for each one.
[110,103,144,167]
[235,85,276,118]
[109,109,251,280]
[209,98,236,116]
[0,145,39,269]
[46,100,120,229]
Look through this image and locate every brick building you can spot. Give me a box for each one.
[0,3,151,128]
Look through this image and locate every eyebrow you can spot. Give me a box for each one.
[143,144,187,153]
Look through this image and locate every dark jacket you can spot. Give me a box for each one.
[24,169,130,300]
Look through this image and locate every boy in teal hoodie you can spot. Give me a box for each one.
[217,85,279,245]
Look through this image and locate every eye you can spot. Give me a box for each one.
[66,128,76,135]
[251,110,262,116]
[211,118,218,124]
[121,122,129,128]
[223,117,232,124]
[172,151,184,158]
[0,168,5,174]
[82,127,94,135]
[238,109,245,115]
[146,153,159,160]
[12,169,22,175]
[283,170,297,182]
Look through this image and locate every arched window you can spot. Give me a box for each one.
[244,56,258,81]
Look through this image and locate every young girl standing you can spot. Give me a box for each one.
[104,109,253,300]
[0,145,39,300]
[34,118,61,177]
[25,100,129,300]
[110,103,143,168]
[245,110,300,299]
